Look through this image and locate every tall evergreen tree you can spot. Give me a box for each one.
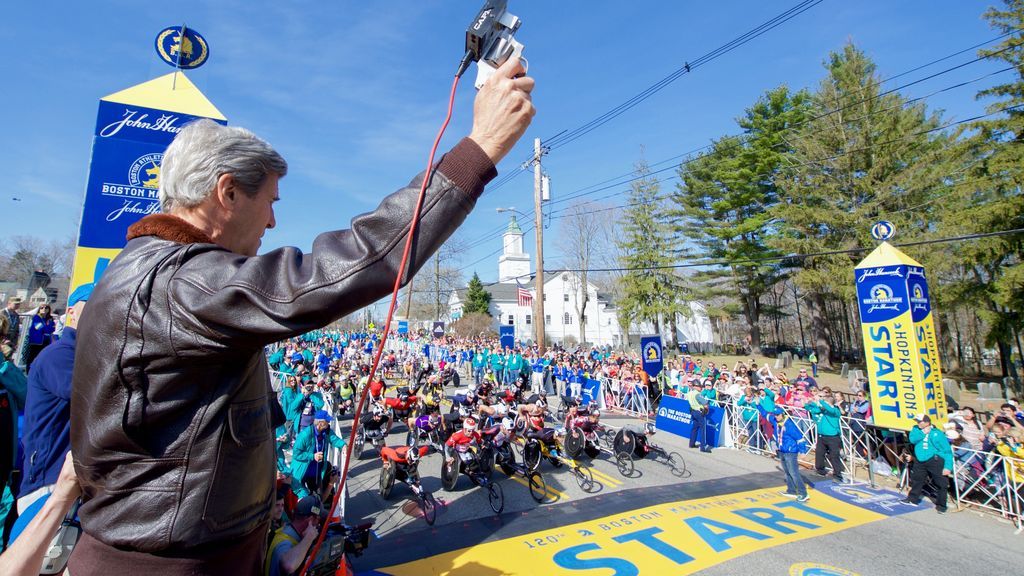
[771,43,950,367]
[463,272,492,316]
[935,0,1024,386]
[617,157,683,344]
[671,86,811,354]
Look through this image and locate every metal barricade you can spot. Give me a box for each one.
[602,377,651,418]
[722,394,1023,532]
[951,445,1023,532]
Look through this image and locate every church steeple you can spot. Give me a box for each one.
[498,215,531,283]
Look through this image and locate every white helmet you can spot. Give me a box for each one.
[501,417,515,430]
[463,417,478,433]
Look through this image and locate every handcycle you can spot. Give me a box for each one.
[613,425,689,478]
[481,422,547,503]
[354,409,391,459]
[440,443,505,514]
[378,444,439,525]
[562,418,637,477]
[516,427,596,492]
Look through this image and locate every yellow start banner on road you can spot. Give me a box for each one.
[375,487,885,575]
[855,243,945,430]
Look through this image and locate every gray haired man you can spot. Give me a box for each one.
[69,56,534,574]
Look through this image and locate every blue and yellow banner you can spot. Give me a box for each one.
[908,266,947,426]
[855,243,943,430]
[70,71,225,297]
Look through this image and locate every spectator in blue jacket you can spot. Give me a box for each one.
[774,408,809,501]
[25,304,55,373]
[14,285,92,537]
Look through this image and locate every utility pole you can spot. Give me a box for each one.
[532,137,546,353]
[434,252,441,321]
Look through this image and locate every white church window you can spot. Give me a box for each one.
[526,315,532,325]
[507,315,514,325]
[564,313,572,325]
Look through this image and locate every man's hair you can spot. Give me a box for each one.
[159,119,288,212]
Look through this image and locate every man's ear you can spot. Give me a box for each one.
[215,173,236,208]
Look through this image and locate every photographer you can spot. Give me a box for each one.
[69,55,534,574]
[265,496,322,576]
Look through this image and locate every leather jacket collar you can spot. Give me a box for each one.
[127,214,213,245]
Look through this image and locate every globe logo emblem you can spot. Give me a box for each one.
[871,221,895,241]
[155,26,210,69]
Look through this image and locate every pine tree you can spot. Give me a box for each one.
[616,157,683,345]
[463,273,492,316]
[935,0,1024,386]
[771,43,949,367]
[671,86,811,354]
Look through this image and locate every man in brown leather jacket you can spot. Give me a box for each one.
[68,56,534,575]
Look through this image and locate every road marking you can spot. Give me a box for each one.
[368,486,887,576]
[588,466,623,487]
[508,474,568,501]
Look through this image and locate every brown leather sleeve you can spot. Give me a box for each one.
[168,138,496,349]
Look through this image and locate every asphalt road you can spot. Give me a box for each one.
[335,384,1023,575]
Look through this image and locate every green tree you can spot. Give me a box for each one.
[671,86,811,354]
[463,272,492,316]
[616,157,683,345]
[771,43,950,367]
[934,0,1024,387]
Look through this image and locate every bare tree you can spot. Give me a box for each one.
[560,201,605,345]
[0,234,75,284]
[401,235,468,322]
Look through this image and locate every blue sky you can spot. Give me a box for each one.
[0,1,1007,291]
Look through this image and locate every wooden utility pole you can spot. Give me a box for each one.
[533,137,546,353]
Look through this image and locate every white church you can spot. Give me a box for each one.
[448,216,714,348]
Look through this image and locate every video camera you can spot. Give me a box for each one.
[465,0,525,88]
[306,521,373,576]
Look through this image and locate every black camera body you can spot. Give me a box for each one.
[465,0,524,88]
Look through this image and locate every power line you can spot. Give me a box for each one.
[545,228,1024,275]
[543,0,825,151]
[475,32,1019,249]
[466,98,1021,276]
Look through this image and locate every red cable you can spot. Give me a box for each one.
[301,73,463,575]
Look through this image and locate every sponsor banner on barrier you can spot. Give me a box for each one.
[371,487,885,576]
[908,267,947,426]
[71,71,226,297]
[581,378,601,408]
[640,335,663,377]
[655,394,724,447]
[855,243,930,431]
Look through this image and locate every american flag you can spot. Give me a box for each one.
[517,285,533,307]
